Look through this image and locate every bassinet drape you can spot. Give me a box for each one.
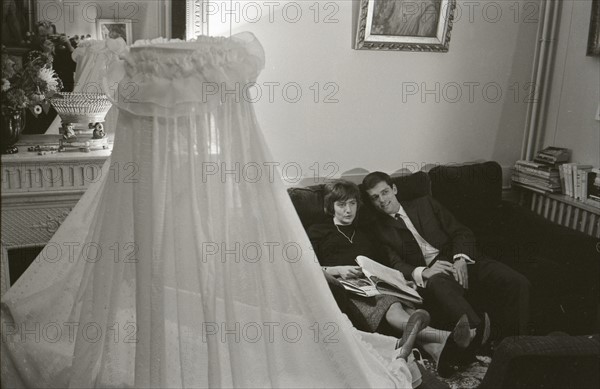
[1,33,411,388]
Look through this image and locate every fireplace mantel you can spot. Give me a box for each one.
[1,135,111,291]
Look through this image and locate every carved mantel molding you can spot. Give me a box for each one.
[1,137,111,250]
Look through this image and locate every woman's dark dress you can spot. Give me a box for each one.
[308,220,404,332]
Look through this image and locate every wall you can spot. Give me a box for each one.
[35,0,167,135]
[542,0,600,166]
[205,0,540,182]
[36,0,165,42]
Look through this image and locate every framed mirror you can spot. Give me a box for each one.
[2,0,37,54]
[588,0,600,56]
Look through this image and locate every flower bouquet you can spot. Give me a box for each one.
[1,46,62,153]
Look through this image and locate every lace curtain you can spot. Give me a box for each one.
[1,33,411,388]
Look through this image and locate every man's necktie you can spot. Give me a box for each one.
[394,213,408,228]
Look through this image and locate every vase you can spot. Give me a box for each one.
[1,109,24,154]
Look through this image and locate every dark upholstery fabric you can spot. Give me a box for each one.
[287,185,328,230]
[427,161,599,336]
[429,162,503,209]
[428,161,503,232]
[388,171,432,201]
[479,334,600,389]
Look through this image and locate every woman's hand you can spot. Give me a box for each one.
[326,266,363,280]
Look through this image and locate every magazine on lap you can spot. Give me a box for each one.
[336,256,423,306]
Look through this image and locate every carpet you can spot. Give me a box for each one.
[421,355,491,389]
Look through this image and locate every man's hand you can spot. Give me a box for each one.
[452,258,469,289]
[422,261,454,280]
[327,266,363,280]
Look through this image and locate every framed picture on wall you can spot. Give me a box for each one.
[2,0,36,51]
[587,0,600,56]
[355,0,456,52]
[96,19,133,45]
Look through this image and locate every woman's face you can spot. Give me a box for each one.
[333,198,357,225]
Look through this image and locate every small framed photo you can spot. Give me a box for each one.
[96,19,133,45]
[355,0,456,52]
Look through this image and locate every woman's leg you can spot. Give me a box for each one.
[385,303,476,364]
[385,303,451,345]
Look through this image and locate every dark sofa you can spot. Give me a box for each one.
[288,161,599,336]
[288,160,600,387]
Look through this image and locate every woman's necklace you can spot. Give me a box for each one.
[335,224,356,244]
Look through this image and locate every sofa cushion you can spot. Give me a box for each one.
[287,185,328,230]
[428,161,503,229]
[386,171,432,201]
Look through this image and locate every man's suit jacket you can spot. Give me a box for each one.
[370,195,481,281]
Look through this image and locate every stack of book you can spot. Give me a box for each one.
[512,160,562,193]
[512,147,599,208]
[559,163,595,201]
[533,146,571,165]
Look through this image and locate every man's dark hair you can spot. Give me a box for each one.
[323,180,362,216]
[362,171,394,191]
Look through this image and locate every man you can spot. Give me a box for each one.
[363,171,530,341]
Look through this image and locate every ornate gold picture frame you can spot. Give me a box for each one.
[355,0,456,52]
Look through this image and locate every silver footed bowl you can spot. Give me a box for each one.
[50,92,112,124]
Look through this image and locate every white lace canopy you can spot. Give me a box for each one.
[1,33,411,388]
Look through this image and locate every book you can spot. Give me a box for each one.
[558,164,567,194]
[514,162,559,179]
[336,256,423,306]
[585,197,600,208]
[573,165,593,200]
[563,163,576,197]
[587,169,600,202]
[511,171,561,192]
[580,171,586,200]
[511,171,561,185]
[534,146,571,164]
[511,181,550,194]
[515,160,547,169]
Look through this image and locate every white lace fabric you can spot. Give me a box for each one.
[71,37,128,137]
[112,33,265,117]
[1,33,411,388]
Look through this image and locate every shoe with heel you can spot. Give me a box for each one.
[436,313,491,377]
[394,309,431,361]
[436,314,471,378]
[461,312,491,364]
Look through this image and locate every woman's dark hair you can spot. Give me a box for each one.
[323,180,362,216]
[362,171,393,191]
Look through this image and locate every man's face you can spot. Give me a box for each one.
[366,181,401,215]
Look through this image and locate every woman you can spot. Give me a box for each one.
[308,180,489,377]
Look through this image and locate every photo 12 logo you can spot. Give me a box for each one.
[201,81,340,104]
[201,161,339,184]
[452,1,540,24]
[37,1,140,24]
[202,1,340,25]
[201,321,339,344]
[401,81,537,104]
[2,321,137,344]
